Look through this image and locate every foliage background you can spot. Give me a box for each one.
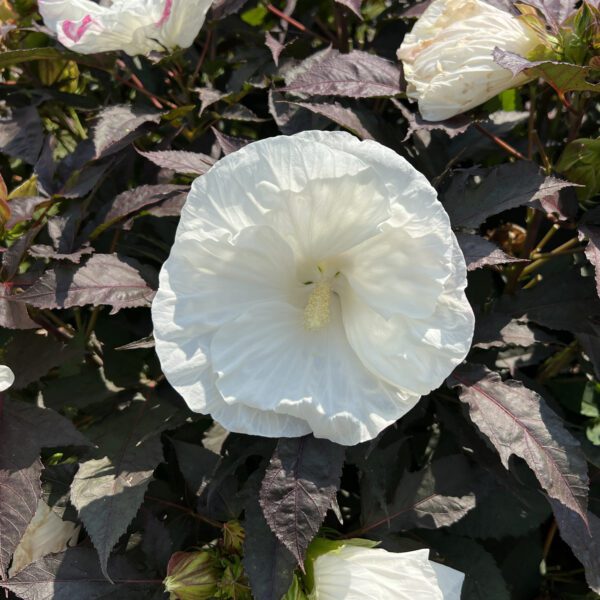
[0,0,599,598]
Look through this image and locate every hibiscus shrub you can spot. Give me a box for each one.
[1,0,600,599]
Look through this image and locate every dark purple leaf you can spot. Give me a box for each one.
[473,314,556,349]
[448,363,589,522]
[210,0,251,19]
[212,127,251,155]
[1,223,44,282]
[28,244,94,263]
[11,254,155,313]
[334,0,363,18]
[0,107,44,165]
[519,0,576,26]
[579,225,600,297]
[0,548,163,599]
[197,87,227,116]
[495,269,600,333]
[137,149,214,175]
[494,49,600,93]
[4,330,84,389]
[358,454,480,536]
[401,0,435,17]
[443,162,575,228]
[456,232,528,271]
[91,184,189,238]
[0,399,90,578]
[0,295,37,329]
[93,105,162,159]
[265,32,286,66]
[283,48,403,98]
[171,439,220,497]
[394,99,472,141]
[259,436,345,568]
[551,501,600,593]
[285,100,378,140]
[268,91,329,135]
[243,498,297,600]
[70,392,183,578]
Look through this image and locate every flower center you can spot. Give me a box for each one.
[303,281,332,331]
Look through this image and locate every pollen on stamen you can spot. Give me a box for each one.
[303,281,331,331]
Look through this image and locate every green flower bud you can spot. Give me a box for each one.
[282,575,309,600]
[555,137,600,203]
[163,551,219,600]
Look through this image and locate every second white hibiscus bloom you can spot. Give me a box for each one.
[38,0,214,55]
[398,0,541,121]
[152,131,474,445]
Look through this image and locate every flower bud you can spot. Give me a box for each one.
[163,551,219,600]
[397,0,542,121]
[556,138,600,203]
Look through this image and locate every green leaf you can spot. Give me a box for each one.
[0,47,72,69]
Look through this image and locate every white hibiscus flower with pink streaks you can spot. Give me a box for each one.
[38,0,214,56]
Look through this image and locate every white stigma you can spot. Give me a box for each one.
[304,281,331,331]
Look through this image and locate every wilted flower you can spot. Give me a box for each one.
[163,551,219,600]
[38,0,214,56]
[397,0,540,121]
[0,364,14,391]
[308,540,464,600]
[9,500,79,576]
[152,131,474,445]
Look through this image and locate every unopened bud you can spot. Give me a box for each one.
[163,551,219,600]
[556,138,600,203]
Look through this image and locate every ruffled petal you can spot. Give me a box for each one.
[178,132,390,247]
[38,0,108,31]
[340,237,474,395]
[339,227,452,320]
[313,547,461,600]
[160,0,213,49]
[430,562,465,600]
[210,300,417,445]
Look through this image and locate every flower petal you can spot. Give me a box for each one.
[0,365,14,392]
[341,238,474,395]
[178,131,390,247]
[38,0,107,31]
[339,227,452,319]
[159,0,213,49]
[430,562,465,600]
[313,546,458,600]
[210,300,417,445]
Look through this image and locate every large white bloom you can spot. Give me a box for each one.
[311,544,464,600]
[0,364,14,391]
[38,0,214,55]
[152,131,474,445]
[397,0,540,121]
[9,500,80,576]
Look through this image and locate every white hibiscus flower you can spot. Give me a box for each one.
[397,0,540,121]
[38,0,214,56]
[152,131,474,445]
[310,543,464,600]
